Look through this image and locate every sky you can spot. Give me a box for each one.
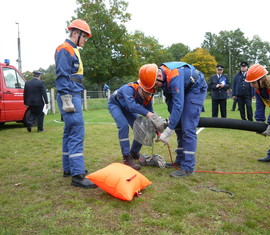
[1,0,270,73]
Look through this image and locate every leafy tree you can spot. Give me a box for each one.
[129,30,171,66]
[181,48,217,82]
[23,65,56,90]
[22,71,32,80]
[73,0,135,95]
[41,65,57,89]
[167,43,190,61]
[248,35,270,69]
[201,29,270,78]
[202,29,249,78]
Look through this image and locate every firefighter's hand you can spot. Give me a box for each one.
[261,125,270,136]
[60,94,76,113]
[148,113,166,132]
[158,127,174,144]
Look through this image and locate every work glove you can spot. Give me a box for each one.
[158,127,174,144]
[148,113,166,132]
[60,94,76,113]
[261,125,270,136]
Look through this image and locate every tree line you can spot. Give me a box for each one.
[23,0,270,93]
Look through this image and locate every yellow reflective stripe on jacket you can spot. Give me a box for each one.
[73,48,83,75]
[261,97,270,107]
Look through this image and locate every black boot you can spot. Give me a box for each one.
[123,156,141,171]
[257,156,270,162]
[71,174,97,189]
[131,153,140,160]
[63,169,89,177]
[27,124,32,132]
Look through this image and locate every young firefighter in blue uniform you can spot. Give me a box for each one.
[55,19,97,189]
[108,64,164,170]
[245,64,270,162]
[140,62,207,177]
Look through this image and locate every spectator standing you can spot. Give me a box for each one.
[208,65,231,118]
[24,71,48,132]
[103,83,110,98]
[232,61,254,121]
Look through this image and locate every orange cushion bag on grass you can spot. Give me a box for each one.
[86,163,152,201]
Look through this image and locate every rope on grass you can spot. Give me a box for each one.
[195,170,270,174]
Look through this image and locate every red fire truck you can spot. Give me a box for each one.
[0,59,30,127]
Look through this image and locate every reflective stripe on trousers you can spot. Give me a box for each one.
[174,87,207,172]
[57,93,85,176]
[108,101,142,156]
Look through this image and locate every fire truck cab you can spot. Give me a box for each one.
[0,59,29,127]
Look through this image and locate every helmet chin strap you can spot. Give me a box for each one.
[258,80,261,89]
[76,31,82,46]
[158,69,166,83]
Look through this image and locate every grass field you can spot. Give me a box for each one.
[1,98,270,234]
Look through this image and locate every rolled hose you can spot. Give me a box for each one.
[198,117,268,133]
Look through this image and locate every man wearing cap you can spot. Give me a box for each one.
[245,64,270,162]
[208,65,231,118]
[24,71,48,132]
[55,19,97,189]
[232,62,254,121]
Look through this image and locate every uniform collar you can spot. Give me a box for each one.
[65,39,77,48]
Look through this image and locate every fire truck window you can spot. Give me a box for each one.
[15,72,25,89]
[3,68,17,89]
[3,68,25,89]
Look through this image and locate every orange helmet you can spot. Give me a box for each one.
[68,19,92,38]
[137,80,156,94]
[246,64,268,82]
[138,64,158,93]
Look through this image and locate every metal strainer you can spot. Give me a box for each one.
[133,116,157,146]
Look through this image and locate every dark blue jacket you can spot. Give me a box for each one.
[160,62,207,129]
[232,71,254,97]
[255,89,270,124]
[108,82,153,116]
[208,74,230,100]
[24,78,48,106]
[55,39,84,95]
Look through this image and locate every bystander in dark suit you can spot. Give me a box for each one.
[208,65,231,118]
[24,71,48,132]
[232,61,254,121]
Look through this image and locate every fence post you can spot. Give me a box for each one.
[83,89,88,111]
[50,88,56,114]
[162,90,165,103]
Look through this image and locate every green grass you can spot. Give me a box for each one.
[1,98,270,234]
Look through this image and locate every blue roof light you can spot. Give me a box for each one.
[4,59,10,65]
